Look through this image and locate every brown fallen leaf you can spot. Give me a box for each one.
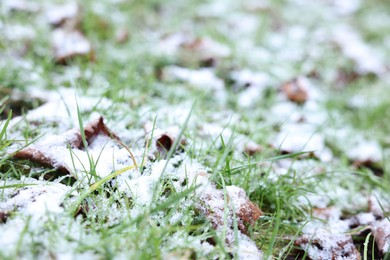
[182,37,230,59]
[46,2,81,29]
[281,77,308,104]
[81,116,120,147]
[144,123,187,158]
[0,211,9,223]
[371,218,390,255]
[243,141,263,156]
[52,29,94,64]
[14,116,119,175]
[14,148,71,173]
[227,186,263,229]
[196,181,262,235]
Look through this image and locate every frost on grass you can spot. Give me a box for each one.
[3,91,264,258]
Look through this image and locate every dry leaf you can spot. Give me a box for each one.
[47,2,81,29]
[243,141,263,156]
[371,218,390,255]
[0,211,9,223]
[196,182,263,235]
[14,117,119,175]
[181,37,231,63]
[144,123,187,157]
[52,29,93,64]
[281,78,308,104]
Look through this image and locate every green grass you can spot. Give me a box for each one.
[1,0,390,258]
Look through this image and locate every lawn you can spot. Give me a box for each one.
[1,0,390,259]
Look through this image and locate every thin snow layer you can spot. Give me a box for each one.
[18,131,138,179]
[273,123,332,162]
[163,66,224,90]
[346,139,382,163]
[334,25,384,75]
[1,24,36,41]
[298,217,359,259]
[230,69,271,108]
[7,87,113,137]
[46,2,79,26]
[52,29,91,60]
[325,128,383,163]
[0,177,73,220]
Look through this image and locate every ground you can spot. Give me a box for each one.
[1,0,390,259]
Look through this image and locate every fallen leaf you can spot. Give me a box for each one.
[14,117,120,175]
[243,141,263,156]
[52,29,93,64]
[371,218,390,255]
[0,211,9,223]
[181,37,231,63]
[144,123,187,158]
[46,2,81,29]
[196,181,263,234]
[281,77,308,104]
[227,186,263,229]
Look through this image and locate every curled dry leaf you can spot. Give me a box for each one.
[14,117,120,175]
[52,29,93,64]
[144,123,187,157]
[0,211,9,223]
[81,116,120,147]
[371,219,390,255]
[281,77,308,104]
[47,2,81,29]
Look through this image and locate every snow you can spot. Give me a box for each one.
[46,2,80,27]
[0,178,73,221]
[163,66,224,91]
[52,29,92,61]
[346,139,382,163]
[334,26,385,75]
[273,123,332,162]
[2,24,36,41]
